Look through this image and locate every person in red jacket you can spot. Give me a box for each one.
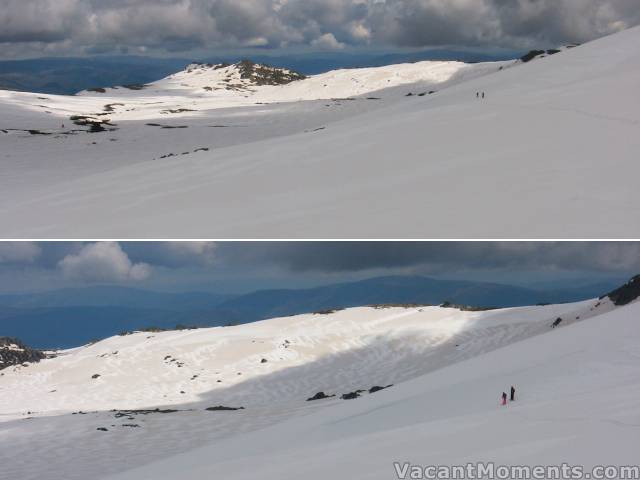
[501,392,507,405]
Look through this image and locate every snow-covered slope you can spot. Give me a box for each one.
[106,297,640,480]
[0,301,600,416]
[1,58,496,125]
[84,59,489,105]
[2,27,639,238]
[0,296,628,480]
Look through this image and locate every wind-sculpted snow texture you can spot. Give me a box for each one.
[2,27,638,237]
[0,297,628,480]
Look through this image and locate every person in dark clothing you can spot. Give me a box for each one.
[476,92,479,98]
[510,386,516,402]
[501,392,507,406]
[482,92,485,99]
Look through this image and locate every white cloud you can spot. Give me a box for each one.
[122,241,217,268]
[349,22,371,42]
[164,241,217,265]
[59,242,151,282]
[311,32,345,50]
[0,242,41,263]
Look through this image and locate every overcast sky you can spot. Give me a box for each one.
[0,242,638,294]
[1,0,639,59]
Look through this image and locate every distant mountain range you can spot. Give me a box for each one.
[0,286,233,311]
[0,49,521,95]
[0,276,622,349]
[0,56,190,95]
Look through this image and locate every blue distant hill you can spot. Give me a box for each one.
[0,276,620,350]
[0,285,233,310]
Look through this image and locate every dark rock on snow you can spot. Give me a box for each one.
[236,60,305,86]
[205,406,245,411]
[603,275,640,306]
[521,50,546,62]
[113,408,179,418]
[0,337,45,371]
[369,384,393,394]
[306,392,336,401]
[341,390,365,400]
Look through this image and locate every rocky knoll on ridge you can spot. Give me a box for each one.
[0,337,45,370]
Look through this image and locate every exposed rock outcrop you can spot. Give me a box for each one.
[112,408,179,419]
[186,60,306,87]
[236,60,305,85]
[205,406,245,411]
[341,390,365,400]
[521,50,547,63]
[306,392,336,401]
[0,337,45,370]
[369,384,393,394]
[603,275,640,306]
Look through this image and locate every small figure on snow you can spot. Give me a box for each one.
[501,392,507,406]
[482,92,485,99]
[510,386,516,402]
[476,92,479,99]
[551,317,562,328]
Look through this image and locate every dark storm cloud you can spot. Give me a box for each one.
[1,0,638,58]
[0,242,41,264]
[0,1,83,43]
[0,242,638,293]
[0,242,639,275]
[369,0,640,49]
[219,242,640,274]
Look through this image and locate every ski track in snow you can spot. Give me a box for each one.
[0,299,615,480]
